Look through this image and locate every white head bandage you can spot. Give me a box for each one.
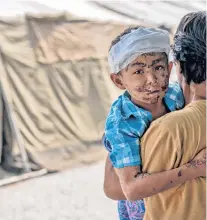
[108,27,170,74]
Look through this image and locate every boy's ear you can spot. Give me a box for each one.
[168,61,173,74]
[110,73,125,90]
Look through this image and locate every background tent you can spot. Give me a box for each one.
[0,0,204,177]
[0,1,205,26]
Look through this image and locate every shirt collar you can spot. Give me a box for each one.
[163,86,179,111]
[121,91,153,120]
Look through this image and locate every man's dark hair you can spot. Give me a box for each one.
[175,12,196,35]
[172,11,206,84]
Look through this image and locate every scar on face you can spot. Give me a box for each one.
[135,86,148,92]
[160,71,170,78]
[161,78,169,91]
[159,72,170,91]
[135,83,160,92]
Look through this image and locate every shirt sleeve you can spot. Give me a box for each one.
[105,124,141,169]
[165,82,185,112]
[102,133,112,152]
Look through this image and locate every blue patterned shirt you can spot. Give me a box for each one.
[103,82,184,220]
[104,82,184,168]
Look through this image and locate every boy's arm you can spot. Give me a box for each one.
[104,154,126,200]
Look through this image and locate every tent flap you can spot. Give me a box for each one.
[0,13,124,171]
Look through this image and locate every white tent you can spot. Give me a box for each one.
[0,0,205,26]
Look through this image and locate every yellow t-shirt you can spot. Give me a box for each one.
[141,100,206,220]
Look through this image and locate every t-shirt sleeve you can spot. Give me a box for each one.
[105,126,141,168]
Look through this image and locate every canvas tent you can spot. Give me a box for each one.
[0,0,204,179]
[0,13,129,173]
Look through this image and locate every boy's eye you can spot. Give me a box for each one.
[134,69,144,75]
[155,65,165,71]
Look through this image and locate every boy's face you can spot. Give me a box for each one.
[111,52,171,105]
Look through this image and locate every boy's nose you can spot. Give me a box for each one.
[146,73,158,85]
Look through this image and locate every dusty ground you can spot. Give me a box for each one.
[0,161,118,220]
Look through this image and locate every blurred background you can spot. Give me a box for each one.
[0,1,205,220]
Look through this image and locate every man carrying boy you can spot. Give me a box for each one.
[104,12,206,220]
[103,25,206,220]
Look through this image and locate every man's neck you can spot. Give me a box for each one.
[181,82,193,105]
[192,95,206,101]
[191,82,206,102]
[181,81,206,104]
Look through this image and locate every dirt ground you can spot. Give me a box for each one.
[0,161,118,220]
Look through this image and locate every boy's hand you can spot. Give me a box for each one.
[189,148,206,177]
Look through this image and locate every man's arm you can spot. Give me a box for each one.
[103,134,206,201]
[115,152,205,201]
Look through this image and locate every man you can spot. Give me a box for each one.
[104,11,206,220]
[140,11,206,220]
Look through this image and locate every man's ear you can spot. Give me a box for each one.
[174,61,184,84]
[110,73,125,90]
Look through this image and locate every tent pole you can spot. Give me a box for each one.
[0,85,2,163]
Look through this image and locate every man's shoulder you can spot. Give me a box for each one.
[151,100,206,132]
[150,110,185,131]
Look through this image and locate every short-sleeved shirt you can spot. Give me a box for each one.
[104,82,184,169]
[141,100,206,220]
